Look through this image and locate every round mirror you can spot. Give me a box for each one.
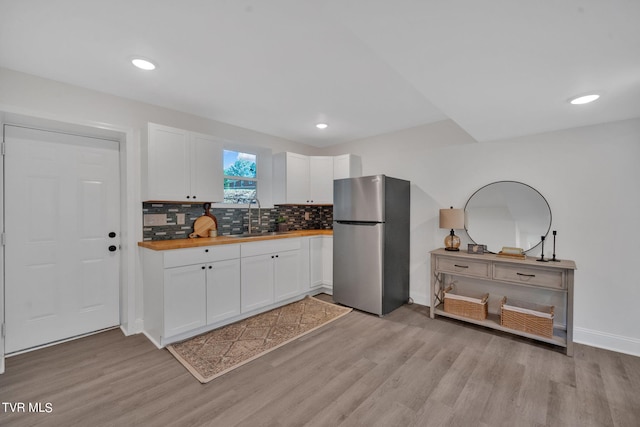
[464,181,551,254]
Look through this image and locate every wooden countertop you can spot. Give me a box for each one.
[138,229,333,251]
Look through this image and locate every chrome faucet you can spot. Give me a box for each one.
[248,198,261,234]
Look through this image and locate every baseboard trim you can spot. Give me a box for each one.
[119,318,143,337]
[574,327,640,357]
[410,292,429,307]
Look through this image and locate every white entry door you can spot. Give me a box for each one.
[4,125,120,354]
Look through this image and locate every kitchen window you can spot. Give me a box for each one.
[223,149,257,204]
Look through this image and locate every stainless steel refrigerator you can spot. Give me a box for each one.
[333,175,410,316]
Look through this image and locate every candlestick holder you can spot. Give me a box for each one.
[550,230,560,262]
[537,235,548,262]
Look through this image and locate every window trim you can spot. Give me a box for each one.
[213,143,272,209]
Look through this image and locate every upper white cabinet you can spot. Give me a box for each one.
[144,123,223,202]
[273,152,360,204]
[333,154,362,180]
[277,152,310,204]
[309,156,334,204]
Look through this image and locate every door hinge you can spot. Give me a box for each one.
[1,323,5,339]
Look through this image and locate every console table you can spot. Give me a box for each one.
[430,248,576,356]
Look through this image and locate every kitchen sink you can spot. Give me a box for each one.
[227,231,293,238]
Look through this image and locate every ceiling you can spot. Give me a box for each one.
[1,1,639,147]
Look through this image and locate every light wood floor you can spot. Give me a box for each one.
[1,296,639,427]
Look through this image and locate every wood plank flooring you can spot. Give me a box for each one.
[1,295,639,426]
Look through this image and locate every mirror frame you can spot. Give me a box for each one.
[463,180,552,254]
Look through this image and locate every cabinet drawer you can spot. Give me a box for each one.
[164,244,240,268]
[493,263,565,289]
[241,238,301,257]
[436,256,490,278]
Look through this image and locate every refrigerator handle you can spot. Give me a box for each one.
[335,221,381,226]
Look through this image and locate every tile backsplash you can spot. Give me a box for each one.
[142,203,333,241]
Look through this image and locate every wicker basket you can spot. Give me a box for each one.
[443,285,489,321]
[500,297,554,338]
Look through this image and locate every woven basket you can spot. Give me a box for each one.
[500,297,554,338]
[443,285,488,321]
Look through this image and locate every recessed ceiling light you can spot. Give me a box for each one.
[316,123,328,129]
[131,58,156,71]
[569,94,600,105]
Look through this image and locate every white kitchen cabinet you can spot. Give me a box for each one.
[333,154,362,180]
[274,250,303,301]
[273,152,333,204]
[240,253,275,313]
[240,238,302,312]
[322,236,333,290]
[309,236,333,290]
[207,259,241,324]
[164,264,207,337]
[310,237,324,288]
[142,244,240,347]
[145,123,223,202]
[309,156,334,204]
[142,236,318,348]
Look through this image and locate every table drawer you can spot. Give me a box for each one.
[436,256,490,278]
[493,263,565,289]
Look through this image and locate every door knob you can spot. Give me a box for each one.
[108,245,117,252]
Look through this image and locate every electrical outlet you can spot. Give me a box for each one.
[143,214,167,226]
[176,213,185,225]
[304,212,310,220]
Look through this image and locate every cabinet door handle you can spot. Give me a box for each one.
[454,264,468,269]
[201,266,206,270]
[208,265,212,269]
[517,272,536,278]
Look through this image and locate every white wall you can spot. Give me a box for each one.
[0,67,315,155]
[323,117,640,356]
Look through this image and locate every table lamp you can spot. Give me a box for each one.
[440,207,465,251]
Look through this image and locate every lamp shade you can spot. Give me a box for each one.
[439,208,465,230]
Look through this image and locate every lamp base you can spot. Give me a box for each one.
[444,231,460,251]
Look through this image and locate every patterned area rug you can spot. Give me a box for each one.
[167,296,352,383]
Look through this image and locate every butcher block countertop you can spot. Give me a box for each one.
[138,229,333,251]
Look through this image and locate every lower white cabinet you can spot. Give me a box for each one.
[240,254,275,312]
[142,244,241,347]
[274,250,303,301]
[164,264,208,337]
[164,259,240,335]
[240,238,302,313]
[142,236,320,348]
[207,259,241,324]
[309,236,333,290]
